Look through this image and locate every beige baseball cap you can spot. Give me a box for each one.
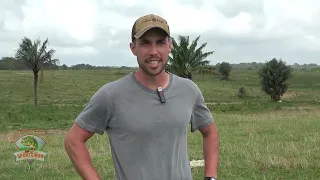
[131,14,170,41]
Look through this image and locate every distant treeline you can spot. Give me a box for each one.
[231,62,319,70]
[0,57,136,71]
[1,56,319,71]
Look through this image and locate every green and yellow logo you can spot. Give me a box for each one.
[9,130,47,166]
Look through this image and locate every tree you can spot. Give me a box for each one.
[167,35,214,80]
[258,58,292,102]
[216,62,232,80]
[15,37,57,105]
[61,64,68,70]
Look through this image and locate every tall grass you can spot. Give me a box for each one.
[1,69,320,179]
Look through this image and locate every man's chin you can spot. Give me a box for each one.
[147,70,163,76]
[142,67,164,77]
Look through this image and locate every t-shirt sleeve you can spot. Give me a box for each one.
[190,88,214,132]
[75,85,111,135]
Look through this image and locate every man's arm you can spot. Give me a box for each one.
[189,83,220,178]
[200,122,220,179]
[64,123,101,180]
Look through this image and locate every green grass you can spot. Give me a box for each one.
[1,69,320,179]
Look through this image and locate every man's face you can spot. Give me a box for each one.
[130,28,172,76]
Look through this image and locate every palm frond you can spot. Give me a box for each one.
[168,35,214,79]
[15,37,58,74]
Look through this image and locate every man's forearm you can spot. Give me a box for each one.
[65,139,101,180]
[203,133,219,178]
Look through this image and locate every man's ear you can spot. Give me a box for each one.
[168,38,172,53]
[130,42,137,56]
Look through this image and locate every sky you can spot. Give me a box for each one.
[1,0,320,67]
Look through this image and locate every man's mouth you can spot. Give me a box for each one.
[147,60,160,64]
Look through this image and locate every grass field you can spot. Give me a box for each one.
[1,68,320,180]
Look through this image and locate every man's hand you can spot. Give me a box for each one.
[200,122,220,179]
[64,123,101,180]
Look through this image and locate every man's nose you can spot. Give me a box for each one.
[149,44,159,55]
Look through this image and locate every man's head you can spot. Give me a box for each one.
[130,14,172,77]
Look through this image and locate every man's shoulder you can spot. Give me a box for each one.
[171,73,201,93]
[98,72,133,95]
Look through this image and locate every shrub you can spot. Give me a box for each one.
[258,58,293,102]
[216,62,232,80]
[237,87,247,98]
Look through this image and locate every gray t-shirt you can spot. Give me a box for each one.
[75,72,214,180]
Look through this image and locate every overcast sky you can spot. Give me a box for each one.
[1,0,320,67]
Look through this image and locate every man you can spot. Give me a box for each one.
[64,14,219,180]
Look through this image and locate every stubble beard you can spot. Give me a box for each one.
[138,58,167,77]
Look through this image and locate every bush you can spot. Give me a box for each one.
[237,87,247,98]
[258,58,293,102]
[216,62,232,80]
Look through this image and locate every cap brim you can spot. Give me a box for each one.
[134,25,169,39]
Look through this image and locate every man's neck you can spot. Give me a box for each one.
[134,69,170,91]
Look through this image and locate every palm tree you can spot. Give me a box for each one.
[167,35,214,80]
[15,37,57,105]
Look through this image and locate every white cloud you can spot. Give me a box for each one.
[4,11,23,32]
[54,46,99,56]
[0,0,320,66]
[21,0,97,43]
[154,0,224,34]
[113,0,137,7]
[221,12,254,35]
